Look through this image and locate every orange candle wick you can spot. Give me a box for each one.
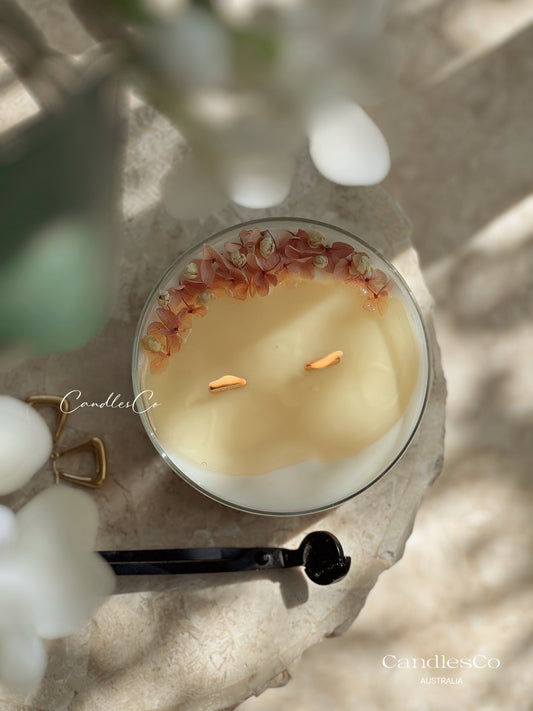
[305,350,343,371]
[209,375,247,393]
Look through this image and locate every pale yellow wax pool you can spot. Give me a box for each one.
[142,277,420,477]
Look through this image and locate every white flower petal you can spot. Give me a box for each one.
[16,486,99,553]
[0,595,47,696]
[14,487,114,638]
[0,505,17,550]
[222,152,295,208]
[308,101,390,185]
[0,628,46,695]
[19,552,114,639]
[0,396,52,495]
[150,7,230,88]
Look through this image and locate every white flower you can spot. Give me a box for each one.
[259,235,276,258]
[149,6,231,88]
[313,255,328,269]
[153,2,394,210]
[183,261,199,280]
[308,101,390,186]
[0,397,114,695]
[0,396,52,496]
[196,290,212,305]
[307,230,326,248]
[349,252,372,277]
[220,150,295,210]
[230,251,247,268]
[142,335,166,353]
[157,289,170,307]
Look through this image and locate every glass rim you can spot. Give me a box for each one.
[132,216,433,516]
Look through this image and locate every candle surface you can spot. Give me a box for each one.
[141,277,420,477]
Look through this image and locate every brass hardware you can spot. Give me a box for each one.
[51,437,108,488]
[25,394,107,488]
[25,394,70,442]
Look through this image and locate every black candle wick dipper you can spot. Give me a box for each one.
[99,531,351,586]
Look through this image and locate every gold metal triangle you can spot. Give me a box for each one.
[25,394,70,443]
[51,437,108,489]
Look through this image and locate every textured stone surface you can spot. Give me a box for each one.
[0,3,446,710]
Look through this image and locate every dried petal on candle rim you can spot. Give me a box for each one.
[305,350,343,371]
[209,375,247,392]
[142,227,391,375]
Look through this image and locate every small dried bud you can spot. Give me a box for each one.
[307,230,326,248]
[142,335,165,353]
[157,290,170,307]
[313,255,328,269]
[197,291,212,305]
[259,236,276,258]
[183,262,199,280]
[350,253,372,277]
[230,251,247,268]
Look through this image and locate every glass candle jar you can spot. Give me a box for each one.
[132,218,431,515]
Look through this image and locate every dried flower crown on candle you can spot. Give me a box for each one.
[134,221,430,515]
[141,227,393,374]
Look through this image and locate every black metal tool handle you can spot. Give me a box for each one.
[99,531,351,585]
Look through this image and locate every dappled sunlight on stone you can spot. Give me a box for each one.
[443,0,533,56]
[240,3,533,710]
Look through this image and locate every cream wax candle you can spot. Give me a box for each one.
[133,220,430,515]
